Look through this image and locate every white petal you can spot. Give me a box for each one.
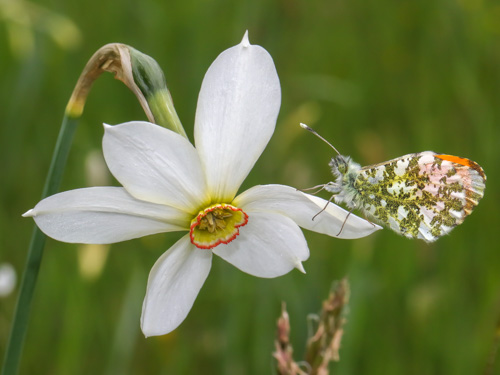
[233,184,381,239]
[212,211,309,278]
[24,187,190,244]
[194,32,281,201]
[103,121,210,212]
[141,236,212,337]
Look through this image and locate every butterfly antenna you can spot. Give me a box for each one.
[300,123,342,157]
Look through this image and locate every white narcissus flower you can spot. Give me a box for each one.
[24,32,380,337]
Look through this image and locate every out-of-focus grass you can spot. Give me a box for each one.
[1,0,500,374]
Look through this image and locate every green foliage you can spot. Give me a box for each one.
[1,0,500,374]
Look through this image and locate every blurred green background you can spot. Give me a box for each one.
[1,0,500,374]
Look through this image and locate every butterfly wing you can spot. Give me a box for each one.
[354,151,486,242]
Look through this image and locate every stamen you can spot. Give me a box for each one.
[190,203,248,249]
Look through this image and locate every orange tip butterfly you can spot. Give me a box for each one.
[300,123,486,242]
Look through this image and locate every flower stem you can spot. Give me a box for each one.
[1,113,79,375]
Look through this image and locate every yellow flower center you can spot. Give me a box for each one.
[189,203,248,249]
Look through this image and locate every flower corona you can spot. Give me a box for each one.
[190,204,248,249]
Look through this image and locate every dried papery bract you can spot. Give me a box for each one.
[65,43,186,137]
[66,43,151,120]
[274,279,350,375]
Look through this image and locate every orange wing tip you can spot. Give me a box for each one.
[435,154,486,180]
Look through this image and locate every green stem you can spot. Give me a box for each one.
[1,114,79,375]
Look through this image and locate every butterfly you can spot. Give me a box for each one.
[300,123,486,242]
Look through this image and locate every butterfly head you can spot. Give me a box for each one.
[329,155,351,176]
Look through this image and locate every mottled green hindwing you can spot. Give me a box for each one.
[349,152,486,242]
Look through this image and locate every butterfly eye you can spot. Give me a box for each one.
[335,156,349,174]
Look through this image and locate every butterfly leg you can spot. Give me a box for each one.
[363,215,377,228]
[298,184,327,195]
[312,194,336,221]
[336,208,355,236]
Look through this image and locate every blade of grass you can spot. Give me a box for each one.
[1,113,79,375]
